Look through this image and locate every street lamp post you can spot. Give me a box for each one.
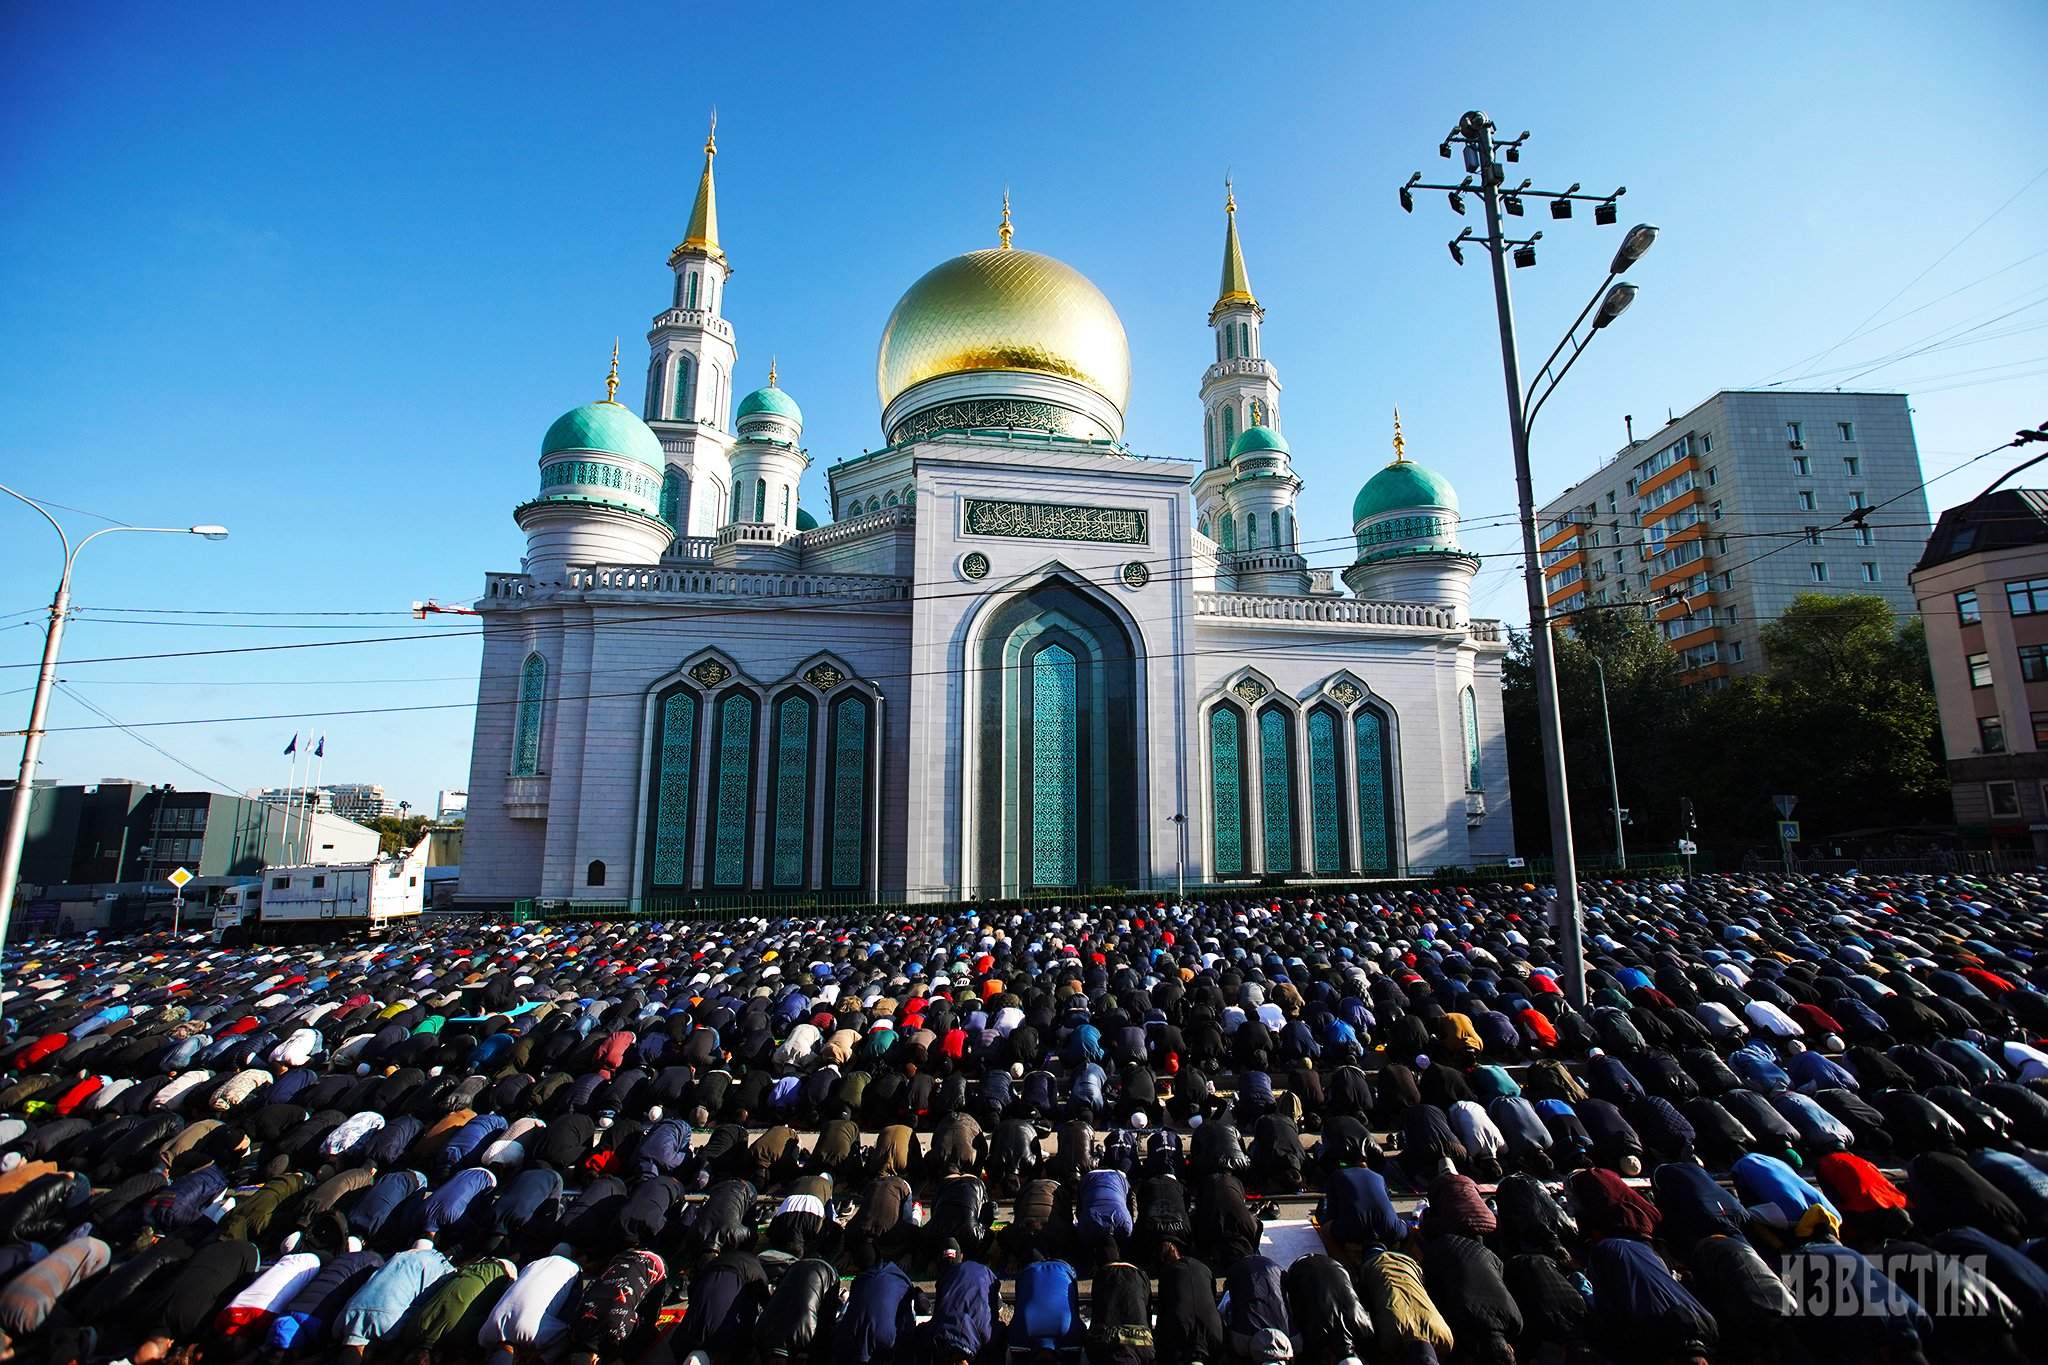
[0,484,226,950]
[1400,111,1656,1007]
[1592,655,1626,868]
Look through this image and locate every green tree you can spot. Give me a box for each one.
[362,814,433,856]
[1502,593,1946,861]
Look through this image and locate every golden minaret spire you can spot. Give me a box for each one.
[605,339,620,404]
[998,187,1014,251]
[672,109,725,265]
[1392,406,1408,464]
[1213,174,1257,319]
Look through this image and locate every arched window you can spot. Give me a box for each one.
[1205,413,1216,466]
[1209,702,1248,876]
[1462,686,1483,790]
[1245,514,1257,550]
[707,688,759,887]
[644,684,700,893]
[1307,706,1345,874]
[868,496,881,515]
[644,363,660,420]
[768,691,814,888]
[1222,406,1236,452]
[1220,516,1237,552]
[513,652,546,776]
[660,468,687,534]
[904,485,916,505]
[753,479,767,522]
[1239,321,1250,356]
[1198,515,1211,540]
[780,486,792,525]
[827,692,872,889]
[1225,327,1236,360]
[1258,706,1296,873]
[672,355,696,421]
[1028,644,1079,887]
[1270,511,1282,548]
[686,272,699,308]
[885,491,899,508]
[1354,704,1396,873]
[586,859,606,887]
[729,482,743,524]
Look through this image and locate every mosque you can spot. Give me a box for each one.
[458,122,1512,909]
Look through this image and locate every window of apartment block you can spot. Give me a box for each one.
[1849,491,1867,509]
[1861,562,1879,583]
[1799,491,1816,511]
[1606,492,1617,514]
[1981,715,2008,754]
[2008,578,2048,616]
[1706,466,1718,486]
[2020,644,2048,683]
[2034,712,2048,748]
[1718,571,1733,590]
[1958,589,1980,624]
[1839,422,1856,442]
[1844,455,1860,475]
[1710,500,1723,520]
[1810,562,1828,583]
[1730,640,1744,662]
[1787,421,1805,447]
[1989,780,2021,817]
[1970,653,1993,688]
[1699,432,1714,453]
[1793,455,1811,476]
[1805,526,1821,546]
[1855,526,1874,547]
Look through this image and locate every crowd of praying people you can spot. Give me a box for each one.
[1,872,2047,1365]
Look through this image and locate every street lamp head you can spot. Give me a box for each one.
[1593,282,1640,330]
[190,525,230,540]
[1609,223,1659,276]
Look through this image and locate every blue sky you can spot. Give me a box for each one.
[2,2,2043,810]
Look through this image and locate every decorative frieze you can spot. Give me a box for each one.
[962,498,1149,545]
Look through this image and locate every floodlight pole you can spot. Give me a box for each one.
[1454,113,1590,1008]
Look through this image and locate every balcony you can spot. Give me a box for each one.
[503,775,549,820]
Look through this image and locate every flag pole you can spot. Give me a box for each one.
[303,737,327,862]
[279,734,301,862]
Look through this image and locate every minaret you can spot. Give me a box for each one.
[644,111,739,539]
[726,358,810,543]
[1193,181,1303,592]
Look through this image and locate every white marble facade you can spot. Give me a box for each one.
[457,140,1511,908]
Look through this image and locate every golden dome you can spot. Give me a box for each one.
[876,248,1131,415]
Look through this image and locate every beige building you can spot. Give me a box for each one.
[1537,390,1930,685]
[1910,489,2048,852]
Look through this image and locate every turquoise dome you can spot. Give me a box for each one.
[737,384,803,426]
[1229,424,1290,460]
[1353,460,1458,525]
[795,507,819,532]
[542,400,664,470]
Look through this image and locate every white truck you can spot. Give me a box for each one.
[237,839,428,940]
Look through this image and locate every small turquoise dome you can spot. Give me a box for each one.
[737,384,803,426]
[1353,459,1458,525]
[542,400,663,470]
[795,507,819,532]
[1229,424,1290,460]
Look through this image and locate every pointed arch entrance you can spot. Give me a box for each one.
[973,576,1142,894]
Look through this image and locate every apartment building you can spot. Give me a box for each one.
[1537,391,1930,684]
[1910,490,2048,853]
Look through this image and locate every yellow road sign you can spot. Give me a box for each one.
[166,867,193,889]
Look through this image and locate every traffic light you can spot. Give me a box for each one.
[1681,797,1698,830]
